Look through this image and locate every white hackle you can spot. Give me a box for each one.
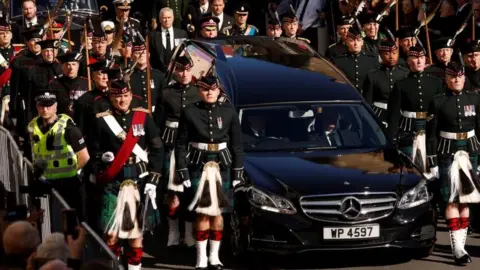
[105,182,142,239]
[412,132,427,170]
[450,151,480,203]
[167,150,184,192]
[188,161,222,217]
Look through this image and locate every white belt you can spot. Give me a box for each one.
[191,142,227,151]
[440,130,475,140]
[373,102,387,110]
[165,120,179,128]
[401,111,428,119]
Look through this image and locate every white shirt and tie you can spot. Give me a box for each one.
[161,26,174,51]
[25,17,39,28]
[215,13,225,30]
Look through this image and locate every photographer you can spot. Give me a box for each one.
[27,91,90,222]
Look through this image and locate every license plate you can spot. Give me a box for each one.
[323,224,380,240]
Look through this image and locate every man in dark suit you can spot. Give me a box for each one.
[149,7,188,73]
[185,0,211,37]
[12,0,45,43]
[153,0,190,30]
[211,0,235,34]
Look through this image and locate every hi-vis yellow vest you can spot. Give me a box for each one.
[28,114,78,180]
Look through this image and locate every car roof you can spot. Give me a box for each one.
[192,37,363,107]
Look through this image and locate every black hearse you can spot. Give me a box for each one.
[167,37,437,258]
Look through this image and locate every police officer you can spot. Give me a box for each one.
[27,39,62,112]
[198,16,220,39]
[174,74,244,270]
[90,80,163,270]
[387,45,443,171]
[265,17,282,38]
[112,0,143,35]
[280,8,310,44]
[47,52,89,117]
[363,40,409,124]
[221,3,258,36]
[129,39,165,112]
[426,62,480,266]
[461,40,480,92]
[396,27,418,68]
[426,37,455,81]
[73,61,112,135]
[325,16,353,61]
[154,55,200,247]
[331,27,379,94]
[28,91,90,221]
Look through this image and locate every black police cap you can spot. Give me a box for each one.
[35,91,57,106]
[234,3,250,15]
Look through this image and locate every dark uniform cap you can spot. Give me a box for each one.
[378,40,398,52]
[460,40,480,54]
[197,75,219,90]
[234,3,250,15]
[336,15,354,26]
[92,29,107,42]
[50,20,64,32]
[57,51,81,63]
[396,27,416,39]
[445,62,465,77]
[346,26,362,40]
[282,8,298,23]
[22,26,43,40]
[88,60,109,72]
[0,18,11,32]
[200,16,220,30]
[113,0,132,10]
[35,91,57,106]
[109,80,131,95]
[360,13,380,25]
[37,39,58,50]
[131,38,145,52]
[175,55,194,70]
[267,17,281,29]
[432,37,453,51]
[407,45,426,57]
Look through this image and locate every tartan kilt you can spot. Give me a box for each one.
[185,154,234,214]
[438,140,479,203]
[99,179,161,234]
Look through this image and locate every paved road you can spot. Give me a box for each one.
[141,219,480,270]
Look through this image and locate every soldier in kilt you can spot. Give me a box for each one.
[154,55,200,247]
[175,75,244,270]
[426,62,480,265]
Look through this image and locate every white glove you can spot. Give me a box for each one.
[101,152,115,163]
[232,180,241,187]
[183,180,191,188]
[144,183,157,201]
[424,166,439,180]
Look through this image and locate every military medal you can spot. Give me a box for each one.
[217,117,223,129]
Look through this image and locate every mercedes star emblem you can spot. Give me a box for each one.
[340,196,362,220]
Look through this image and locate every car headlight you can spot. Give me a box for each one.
[247,187,297,214]
[397,180,432,209]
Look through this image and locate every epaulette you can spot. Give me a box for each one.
[130,17,140,23]
[96,110,112,118]
[222,25,233,31]
[297,37,310,43]
[132,107,150,113]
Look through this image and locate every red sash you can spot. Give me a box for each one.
[97,111,147,183]
[0,54,15,88]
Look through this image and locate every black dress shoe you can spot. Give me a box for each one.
[454,254,471,265]
[209,264,223,270]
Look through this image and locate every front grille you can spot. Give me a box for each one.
[299,192,397,224]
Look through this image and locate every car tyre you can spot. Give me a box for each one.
[411,245,434,259]
[229,210,250,259]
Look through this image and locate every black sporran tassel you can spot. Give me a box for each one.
[414,148,425,172]
[216,181,229,208]
[198,180,212,207]
[471,170,480,191]
[136,201,143,229]
[460,169,475,195]
[122,202,135,231]
[173,172,183,185]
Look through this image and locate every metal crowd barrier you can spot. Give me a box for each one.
[0,126,123,270]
